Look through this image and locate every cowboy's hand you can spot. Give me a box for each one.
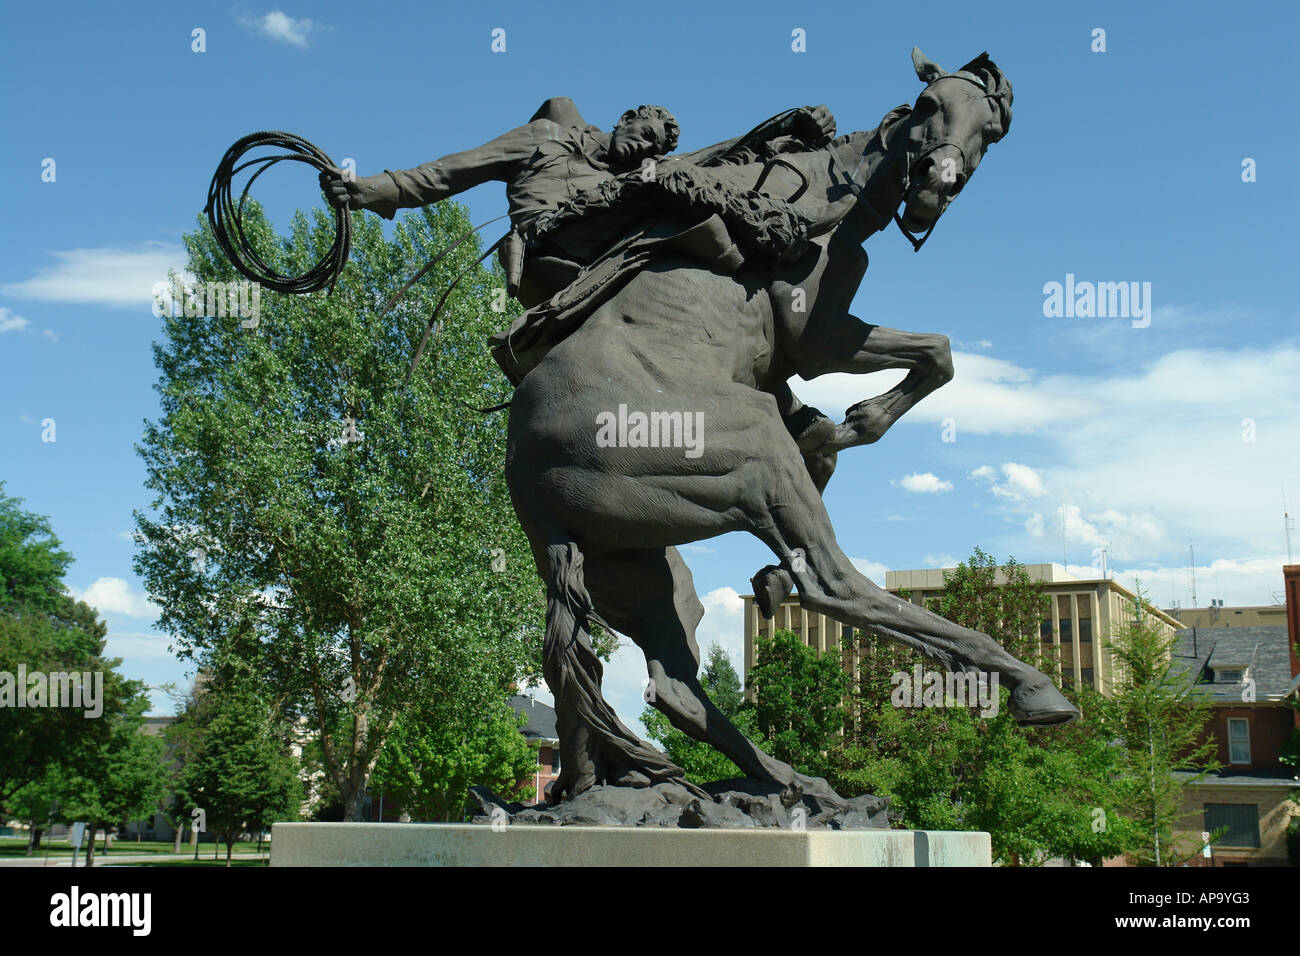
[791,105,836,146]
[319,169,364,210]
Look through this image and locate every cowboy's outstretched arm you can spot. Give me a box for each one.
[321,120,552,218]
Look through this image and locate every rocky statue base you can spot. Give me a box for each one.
[468,778,893,829]
[271,822,991,867]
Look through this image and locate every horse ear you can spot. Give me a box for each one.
[958,51,994,79]
[912,46,944,83]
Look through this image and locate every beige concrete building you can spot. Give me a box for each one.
[1167,603,1288,629]
[742,563,1183,695]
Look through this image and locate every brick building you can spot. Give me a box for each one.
[1169,567,1300,865]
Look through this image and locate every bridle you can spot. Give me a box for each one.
[834,71,1005,253]
[894,71,1007,252]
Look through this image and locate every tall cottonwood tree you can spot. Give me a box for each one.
[134,200,544,820]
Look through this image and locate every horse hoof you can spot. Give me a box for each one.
[1009,678,1080,726]
[751,565,793,618]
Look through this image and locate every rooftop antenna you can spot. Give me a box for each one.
[1060,504,1068,571]
[1188,538,1198,609]
[1285,485,1295,563]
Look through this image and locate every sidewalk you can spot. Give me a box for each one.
[0,851,269,867]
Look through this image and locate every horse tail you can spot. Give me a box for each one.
[541,539,706,801]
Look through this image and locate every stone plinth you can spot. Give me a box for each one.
[271,823,990,867]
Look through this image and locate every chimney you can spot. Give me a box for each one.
[1285,565,1300,729]
[1286,566,1300,678]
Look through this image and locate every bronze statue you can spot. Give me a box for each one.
[323,47,1078,825]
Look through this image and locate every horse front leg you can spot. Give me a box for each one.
[814,321,954,452]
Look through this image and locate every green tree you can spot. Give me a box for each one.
[9,765,66,855]
[0,482,73,613]
[133,199,545,820]
[641,643,758,784]
[1083,587,1220,866]
[0,488,142,812]
[748,629,850,777]
[59,679,168,867]
[177,677,301,865]
[370,698,538,821]
[832,549,1130,864]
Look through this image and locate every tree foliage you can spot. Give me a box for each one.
[831,548,1131,864]
[748,629,850,777]
[176,675,302,865]
[641,643,758,784]
[370,698,538,821]
[0,487,158,829]
[133,200,544,819]
[1081,587,1219,866]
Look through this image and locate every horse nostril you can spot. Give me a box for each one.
[949,173,966,195]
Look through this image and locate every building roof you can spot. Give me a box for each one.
[507,694,558,742]
[1174,768,1299,788]
[1170,626,1294,701]
[880,565,1184,629]
[140,715,177,736]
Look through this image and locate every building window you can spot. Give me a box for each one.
[1226,718,1250,765]
[1217,668,1243,683]
[1204,804,1260,848]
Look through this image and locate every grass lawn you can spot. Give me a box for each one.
[116,859,269,867]
[0,837,268,858]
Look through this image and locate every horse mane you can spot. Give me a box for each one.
[956,52,1013,138]
[875,103,914,152]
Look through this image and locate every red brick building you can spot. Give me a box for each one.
[1170,566,1300,865]
[508,694,561,803]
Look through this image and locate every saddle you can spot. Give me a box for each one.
[490,213,744,384]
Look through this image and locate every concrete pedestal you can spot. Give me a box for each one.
[271,822,990,867]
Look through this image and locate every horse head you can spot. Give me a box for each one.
[893,47,1013,238]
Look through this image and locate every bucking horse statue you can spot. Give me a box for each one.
[321,46,1079,825]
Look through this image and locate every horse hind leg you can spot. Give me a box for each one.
[583,546,809,790]
[744,455,1079,726]
[540,537,708,801]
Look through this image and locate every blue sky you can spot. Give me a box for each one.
[2,1,1297,729]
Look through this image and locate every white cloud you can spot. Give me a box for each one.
[969,462,1046,501]
[68,577,159,619]
[893,472,953,494]
[241,11,320,48]
[0,307,29,333]
[1057,555,1291,609]
[797,352,1098,435]
[809,342,1299,562]
[105,632,176,661]
[994,462,1046,501]
[2,243,187,308]
[849,558,889,585]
